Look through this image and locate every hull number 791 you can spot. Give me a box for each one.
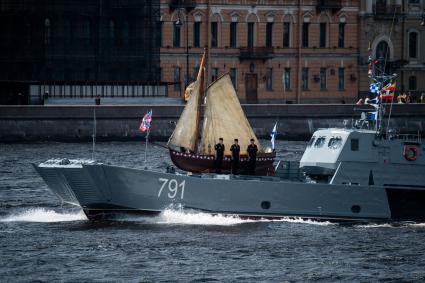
[158,178,185,199]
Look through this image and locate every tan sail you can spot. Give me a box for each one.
[168,79,201,151]
[200,74,263,156]
[168,51,206,151]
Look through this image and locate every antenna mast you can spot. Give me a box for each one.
[92,107,96,160]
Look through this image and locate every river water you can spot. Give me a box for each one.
[1,141,425,282]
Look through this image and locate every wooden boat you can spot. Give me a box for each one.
[167,50,275,175]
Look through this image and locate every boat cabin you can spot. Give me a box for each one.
[299,128,425,185]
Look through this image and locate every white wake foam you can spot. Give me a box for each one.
[0,208,87,223]
[156,209,254,226]
[116,208,334,226]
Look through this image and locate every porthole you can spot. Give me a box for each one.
[261,201,271,209]
[351,205,361,213]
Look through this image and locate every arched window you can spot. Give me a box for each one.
[283,15,292,48]
[44,18,51,45]
[409,31,418,59]
[211,14,221,48]
[376,41,389,60]
[247,14,257,48]
[319,14,330,48]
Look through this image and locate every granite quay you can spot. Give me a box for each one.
[0,104,424,142]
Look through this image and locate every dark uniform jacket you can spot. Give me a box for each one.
[247,144,258,159]
[230,144,240,160]
[215,143,225,158]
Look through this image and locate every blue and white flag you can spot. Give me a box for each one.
[369,83,380,94]
[270,122,277,150]
[368,111,378,121]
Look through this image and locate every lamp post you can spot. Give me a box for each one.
[176,9,190,92]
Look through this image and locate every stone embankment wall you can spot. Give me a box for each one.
[0,104,424,142]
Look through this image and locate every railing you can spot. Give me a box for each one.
[30,82,167,99]
[316,0,342,12]
[239,47,274,60]
[373,4,401,17]
[169,0,196,12]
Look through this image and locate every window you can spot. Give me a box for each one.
[338,68,345,91]
[284,68,291,90]
[174,67,181,91]
[230,68,237,89]
[247,22,254,48]
[173,22,181,47]
[266,22,273,47]
[266,68,273,91]
[320,68,327,90]
[409,32,418,59]
[314,136,326,148]
[230,22,237,48]
[283,22,290,48]
[212,68,218,82]
[302,67,309,90]
[409,0,419,3]
[351,139,359,151]
[409,76,417,90]
[376,41,389,60]
[338,23,345,48]
[302,23,309,48]
[307,136,316,147]
[193,22,200,47]
[328,137,343,149]
[320,23,326,48]
[211,22,218,47]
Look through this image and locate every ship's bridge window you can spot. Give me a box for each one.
[314,136,326,148]
[307,136,316,147]
[328,136,343,149]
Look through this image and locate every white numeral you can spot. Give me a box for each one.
[157,178,186,199]
[158,178,168,197]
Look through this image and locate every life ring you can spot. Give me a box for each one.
[403,145,418,161]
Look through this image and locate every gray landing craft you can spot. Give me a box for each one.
[34,123,425,222]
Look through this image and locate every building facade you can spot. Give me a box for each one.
[0,0,161,104]
[359,0,425,100]
[160,0,360,103]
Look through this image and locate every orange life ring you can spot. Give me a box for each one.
[403,145,418,161]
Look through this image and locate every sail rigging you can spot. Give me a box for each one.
[201,74,262,156]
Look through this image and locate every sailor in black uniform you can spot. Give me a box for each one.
[230,139,240,175]
[214,138,225,174]
[247,138,258,175]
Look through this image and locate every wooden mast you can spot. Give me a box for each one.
[193,48,207,153]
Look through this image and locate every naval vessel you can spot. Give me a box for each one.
[33,122,425,222]
[33,46,425,221]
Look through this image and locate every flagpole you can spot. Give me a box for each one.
[144,127,149,168]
